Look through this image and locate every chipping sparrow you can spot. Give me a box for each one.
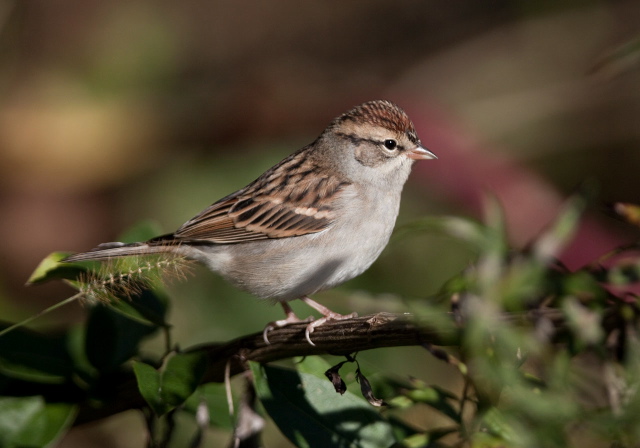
[64,100,437,345]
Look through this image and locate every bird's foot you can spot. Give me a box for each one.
[304,310,358,346]
[300,296,358,346]
[263,302,313,344]
[263,298,358,346]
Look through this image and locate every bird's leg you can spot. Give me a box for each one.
[262,302,313,344]
[300,296,358,346]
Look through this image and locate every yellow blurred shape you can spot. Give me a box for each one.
[0,78,163,192]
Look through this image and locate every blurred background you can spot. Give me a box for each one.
[0,1,638,446]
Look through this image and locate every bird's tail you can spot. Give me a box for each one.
[63,237,177,263]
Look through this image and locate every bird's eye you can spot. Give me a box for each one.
[383,139,397,150]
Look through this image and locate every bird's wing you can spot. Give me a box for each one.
[174,153,351,243]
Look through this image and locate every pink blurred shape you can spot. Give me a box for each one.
[405,101,625,270]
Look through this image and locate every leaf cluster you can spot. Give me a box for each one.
[1,199,640,447]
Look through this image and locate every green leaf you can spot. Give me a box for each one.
[481,195,509,256]
[605,259,640,287]
[133,361,163,415]
[476,196,509,292]
[562,271,605,301]
[0,396,76,448]
[65,324,98,383]
[85,304,157,372]
[297,356,358,397]
[533,194,586,262]
[0,327,73,383]
[295,355,335,377]
[479,407,525,446]
[406,386,461,424]
[183,383,234,430]
[107,287,169,327]
[250,362,396,448]
[0,396,41,445]
[26,252,89,285]
[161,352,207,409]
[397,426,457,448]
[134,352,207,416]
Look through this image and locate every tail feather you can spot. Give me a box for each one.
[63,241,174,263]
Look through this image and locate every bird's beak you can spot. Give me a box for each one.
[407,145,437,160]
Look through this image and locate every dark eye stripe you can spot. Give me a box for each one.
[335,132,404,151]
[336,132,400,148]
[335,132,375,146]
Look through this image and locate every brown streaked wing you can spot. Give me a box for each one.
[174,158,351,243]
[173,193,268,243]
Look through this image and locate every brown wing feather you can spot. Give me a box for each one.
[174,149,351,243]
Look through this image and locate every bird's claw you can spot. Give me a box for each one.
[262,315,314,344]
[304,311,358,346]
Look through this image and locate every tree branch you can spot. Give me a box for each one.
[75,308,567,426]
[74,312,456,426]
[197,311,458,381]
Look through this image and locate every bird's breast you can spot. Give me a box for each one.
[193,187,402,302]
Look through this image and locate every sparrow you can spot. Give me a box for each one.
[64,100,437,345]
